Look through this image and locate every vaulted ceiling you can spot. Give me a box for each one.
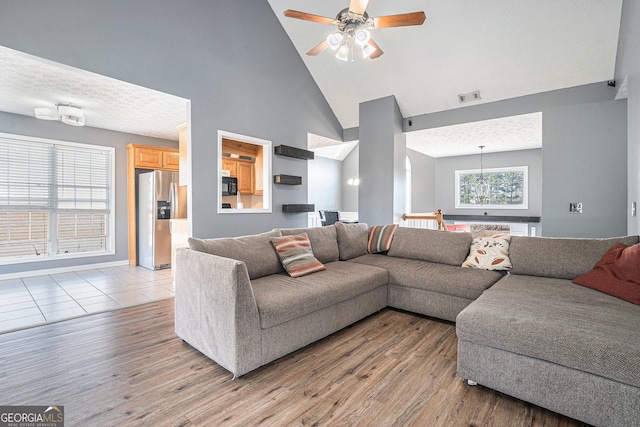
[267,0,623,131]
[0,1,624,159]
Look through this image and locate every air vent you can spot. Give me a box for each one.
[458,91,481,103]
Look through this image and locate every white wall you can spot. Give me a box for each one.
[342,145,359,212]
[308,156,342,212]
[407,148,436,213]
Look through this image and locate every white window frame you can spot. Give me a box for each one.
[455,166,528,209]
[0,132,115,265]
[217,130,272,214]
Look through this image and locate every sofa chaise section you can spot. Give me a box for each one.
[456,235,640,427]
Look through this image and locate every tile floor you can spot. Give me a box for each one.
[0,265,175,334]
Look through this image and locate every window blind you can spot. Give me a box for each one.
[0,138,52,209]
[0,135,113,261]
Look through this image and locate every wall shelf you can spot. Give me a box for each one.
[274,174,302,185]
[443,214,541,223]
[274,145,314,160]
[282,204,315,213]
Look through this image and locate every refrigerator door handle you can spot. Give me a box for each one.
[170,182,177,220]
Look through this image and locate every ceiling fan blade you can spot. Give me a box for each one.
[307,40,329,56]
[349,0,370,15]
[367,39,384,59]
[373,11,426,28]
[283,9,335,25]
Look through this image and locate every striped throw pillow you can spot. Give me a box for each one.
[271,233,326,278]
[368,224,399,253]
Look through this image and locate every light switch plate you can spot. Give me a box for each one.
[569,202,583,213]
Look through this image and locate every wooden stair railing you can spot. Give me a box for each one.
[403,209,446,231]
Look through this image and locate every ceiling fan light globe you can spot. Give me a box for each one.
[354,29,371,45]
[326,32,344,50]
[361,43,377,58]
[336,44,349,61]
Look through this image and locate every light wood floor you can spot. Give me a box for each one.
[0,299,588,427]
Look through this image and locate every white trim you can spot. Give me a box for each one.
[455,166,528,209]
[0,259,128,281]
[217,130,272,214]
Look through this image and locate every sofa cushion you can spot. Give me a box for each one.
[280,225,339,264]
[335,222,368,260]
[271,233,326,278]
[188,229,283,280]
[386,227,473,266]
[509,235,640,279]
[250,261,388,329]
[462,233,512,271]
[367,224,398,253]
[573,243,640,305]
[456,274,640,388]
[349,254,503,300]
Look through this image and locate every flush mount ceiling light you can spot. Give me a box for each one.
[34,103,85,126]
[284,0,426,62]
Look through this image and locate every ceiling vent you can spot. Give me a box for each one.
[458,91,481,104]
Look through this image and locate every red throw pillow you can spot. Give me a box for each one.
[572,243,640,305]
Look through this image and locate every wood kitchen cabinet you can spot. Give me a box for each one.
[237,160,255,194]
[222,157,255,194]
[221,157,238,177]
[131,145,179,171]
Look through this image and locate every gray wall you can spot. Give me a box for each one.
[405,83,627,238]
[308,156,342,212]
[542,101,627,237]
[0,111,177,275]
[359,96,406,226]
[434,149,542,218]
[0,0,343,241]
[615,0,640,235]
[407,149,436,213]
[342,144,359,212]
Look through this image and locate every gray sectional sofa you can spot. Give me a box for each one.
[175,223,640,427]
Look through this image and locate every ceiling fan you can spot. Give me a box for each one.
[283,0,426,61]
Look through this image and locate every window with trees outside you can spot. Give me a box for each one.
[0,133,114,264]
[455,166,528,209]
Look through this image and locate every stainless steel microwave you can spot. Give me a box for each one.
[222,176,238,196]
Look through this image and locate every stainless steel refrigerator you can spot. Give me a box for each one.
[138,170,186,270]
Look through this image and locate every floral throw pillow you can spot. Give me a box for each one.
[462,233,512,270]
[271,233,326,278]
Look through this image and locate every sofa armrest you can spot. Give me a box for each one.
[175,247,261,377]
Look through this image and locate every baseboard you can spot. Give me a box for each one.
[0,260,129,281]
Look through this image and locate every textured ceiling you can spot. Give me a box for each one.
[267,0,623,129]
[0,46,187,141]
[310,112,542,160]
[406,112,542,158]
